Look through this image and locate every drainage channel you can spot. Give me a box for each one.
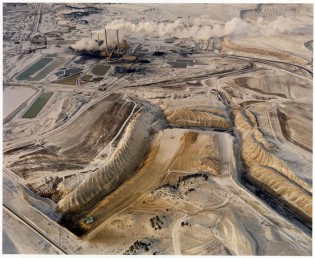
[241,177,312,235]
[169,125,234,134]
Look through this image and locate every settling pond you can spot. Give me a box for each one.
[22,92,54,118]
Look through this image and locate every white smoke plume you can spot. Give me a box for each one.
[71,16,301,51]
[104,17,256,40]
[70,29,124,51]
[105,16,303,39]
[71,38,100,51]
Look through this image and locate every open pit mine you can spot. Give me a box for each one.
[2,3,313,255]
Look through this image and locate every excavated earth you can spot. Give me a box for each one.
[3,7,313,252]
[4,93,165,208]
[3,58,312,255]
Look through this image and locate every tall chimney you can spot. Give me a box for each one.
[105,29,109,55]
[90,31,92,39]
[116,30,120,56]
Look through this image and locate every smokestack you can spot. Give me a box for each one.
[116,30,120,56]
[105,29,109,55]
[90,31,92,39]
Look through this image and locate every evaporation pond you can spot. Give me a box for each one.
[22,92,54,118]
[33,58,65,81]
[91,64,111,76]
[3,86,37,119]
[55,73,81,86]
[16,57,54,80]
[64,68,83,76]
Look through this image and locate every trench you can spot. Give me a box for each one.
[162,89,311,235]
[170,125,233,134]
[214,88,312,236]
[241,178,312,235]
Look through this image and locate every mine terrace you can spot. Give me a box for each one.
[2,3,313,255]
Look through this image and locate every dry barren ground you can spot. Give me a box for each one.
[2,3,312,255]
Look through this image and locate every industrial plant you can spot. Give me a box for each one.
[70,29,134,61]
[3,2,313,256]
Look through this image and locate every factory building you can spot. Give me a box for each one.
[71,29,129,60]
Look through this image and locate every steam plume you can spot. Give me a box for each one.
[105,16,302,39]
[70,29,124,51]
[70,16,302,51]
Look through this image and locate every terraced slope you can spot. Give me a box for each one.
[8,94,136,176]
[233,109,312,222]
[5,93,166,206]
[57,107,165,216]
[165,107,231,129]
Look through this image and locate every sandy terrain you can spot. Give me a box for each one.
[2,3,312,255]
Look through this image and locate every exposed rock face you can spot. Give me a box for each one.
[165,107,231,128]
[233,109,312,222]
[56,105,166,216]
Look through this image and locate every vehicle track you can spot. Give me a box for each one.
[123,63,256,88]
[3,205,68,254]
[227,54,312,77]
